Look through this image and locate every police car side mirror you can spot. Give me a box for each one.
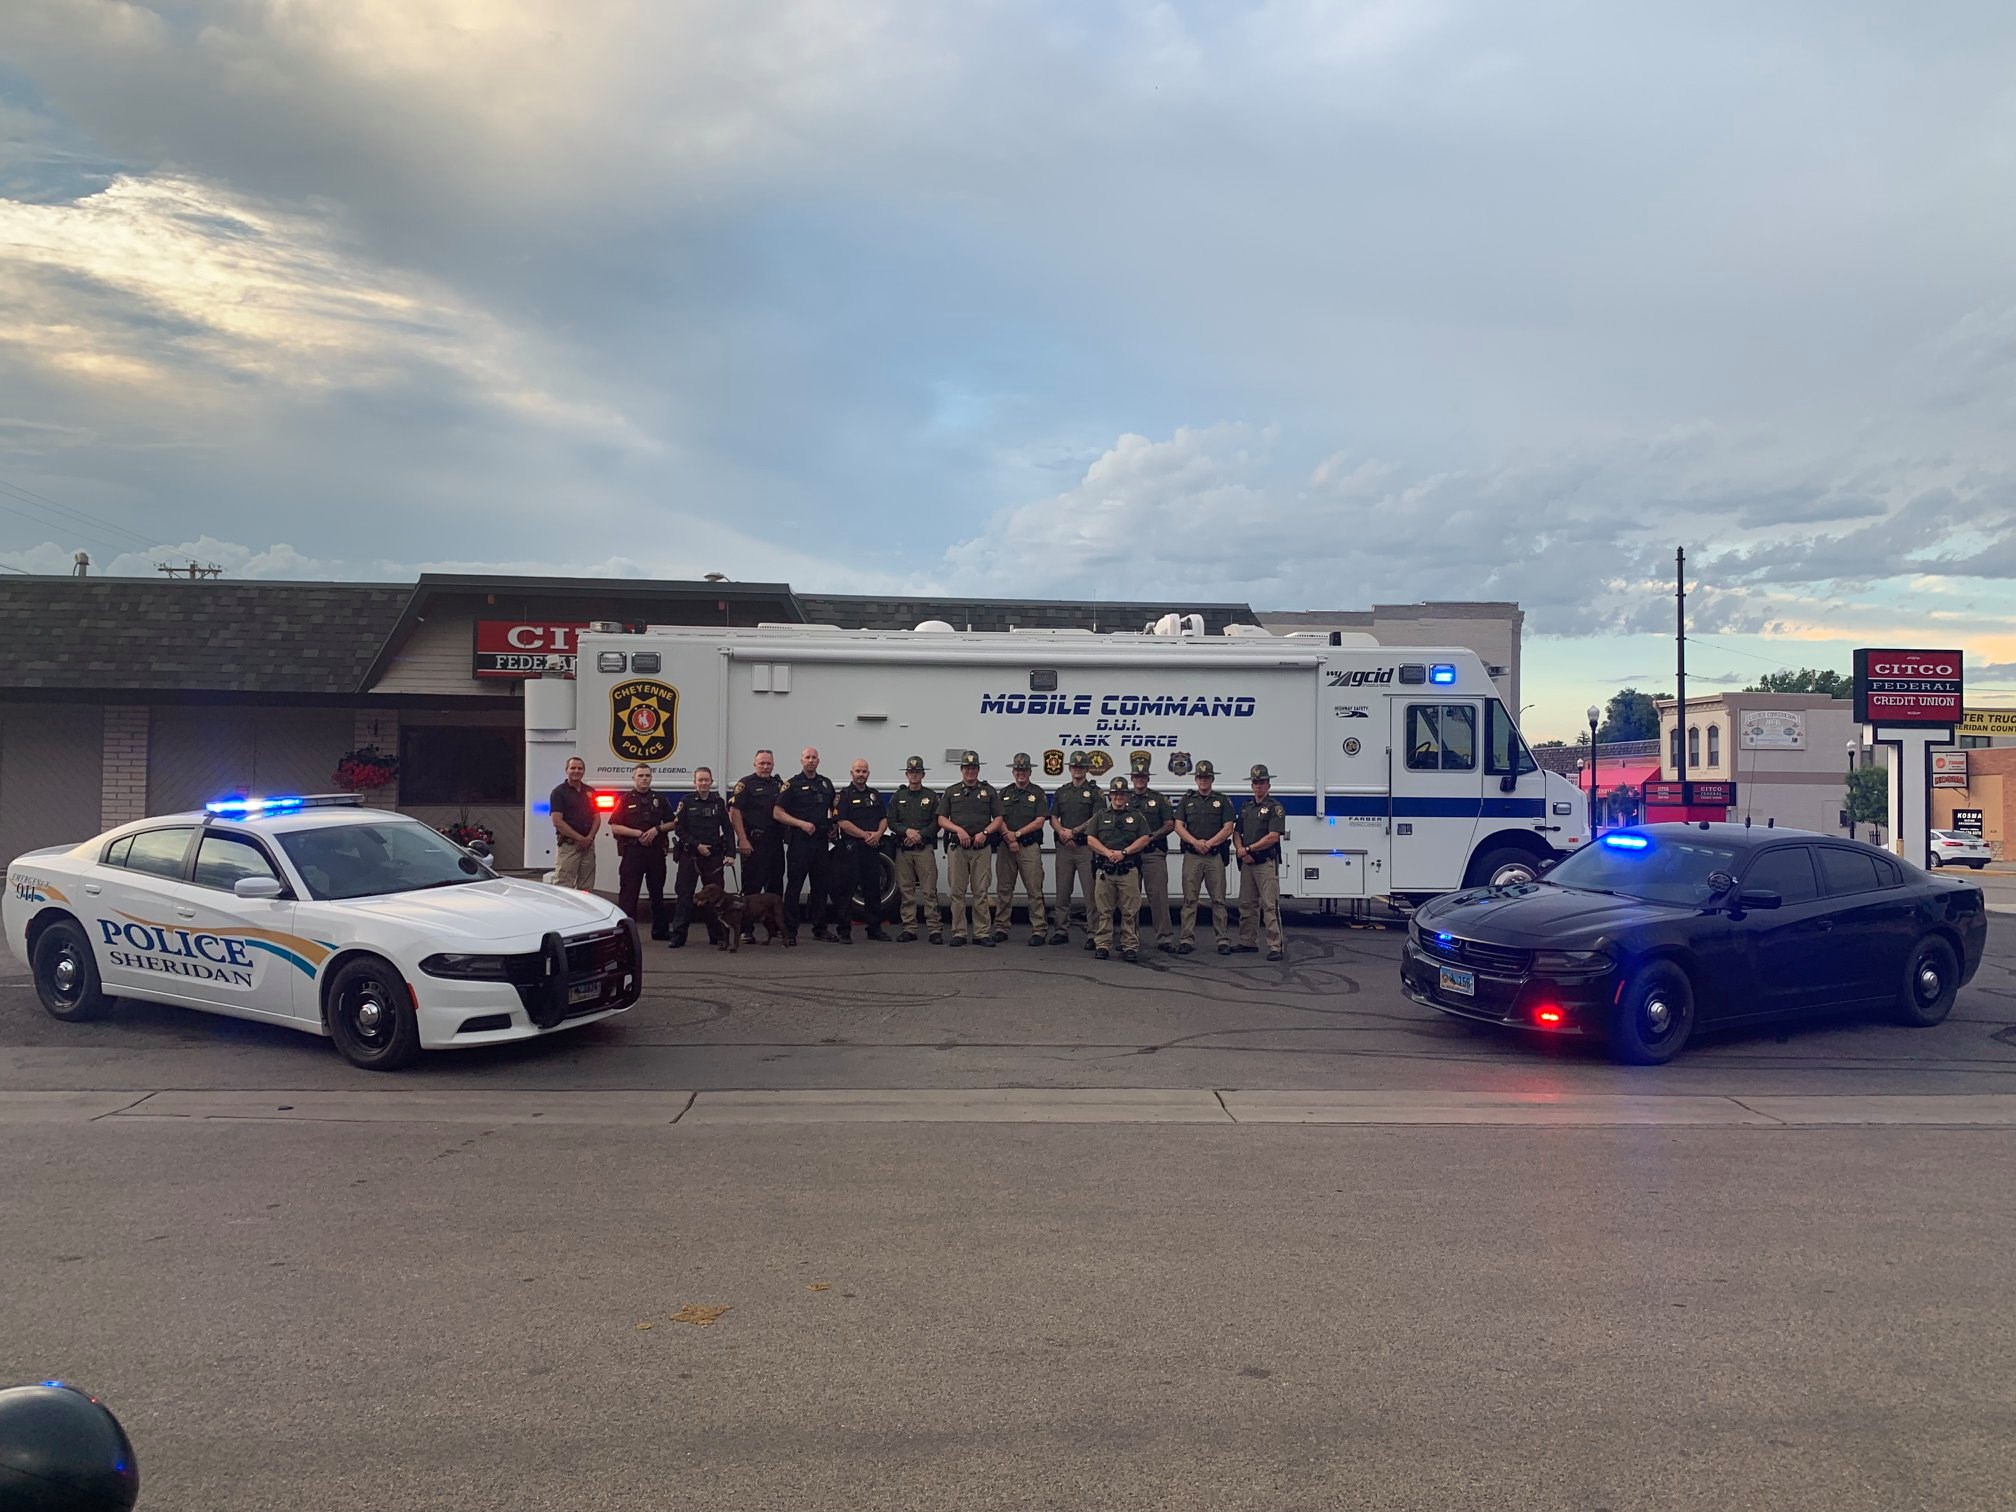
[1734,888,1782,912]
[234,876,284,900]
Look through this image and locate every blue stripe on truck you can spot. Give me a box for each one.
[1268,795,1547,820]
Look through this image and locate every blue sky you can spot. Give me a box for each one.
[2,1,2015,740]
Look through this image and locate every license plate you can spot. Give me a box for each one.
[1438,966,1475,998]
[568,979,605,1005]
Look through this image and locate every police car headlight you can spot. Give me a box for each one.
[420,952,517,981]
[1531,948,1611,974]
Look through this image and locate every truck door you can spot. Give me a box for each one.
[1390,699,1482,892]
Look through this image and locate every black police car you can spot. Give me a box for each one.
[1400,823,1988,1064]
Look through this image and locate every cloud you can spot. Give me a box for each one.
[1,0,2015,675]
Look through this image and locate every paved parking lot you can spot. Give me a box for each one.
[5,904,2013,1098]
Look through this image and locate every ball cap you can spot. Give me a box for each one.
[1129,752,1152,773]
[1010,752,1033,771]
[1109,775,1131,793]
[1068,752,1090,769]
[904,755,926,773]
[1194,759,1216,778]
[1249,763,1272,782]
[958,750,980,767]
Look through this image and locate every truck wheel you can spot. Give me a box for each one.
[850,852,900,922]
[326,956,422,1071]
[1607,960,1695,1065]
[33,918,109,1022]
[1467,845,1542,890]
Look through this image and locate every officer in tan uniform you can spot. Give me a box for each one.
[1126,753,1177,953]
[887,756,943,943]
[1084,776,1151,961]
[994,752,1050,945]
[1048,752,1104,946]
[1235,763,1289,961]
[939,750,1002,946]
[1173,759,1236,954]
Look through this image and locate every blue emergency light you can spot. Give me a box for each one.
[1429,664,1457,685]
[1601,833,1650,851]
[203,794,363,816]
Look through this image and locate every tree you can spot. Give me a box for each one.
[1747,668,1850,697]
[1597,688,1660,743]
[1846,764,1888,828]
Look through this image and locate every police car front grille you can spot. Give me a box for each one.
[1419,933,1532,977]
[564,927,627,974]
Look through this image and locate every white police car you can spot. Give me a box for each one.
[3,795,641,1070]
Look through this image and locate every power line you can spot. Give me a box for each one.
[0,472,168,553]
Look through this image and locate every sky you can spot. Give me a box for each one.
[2,1,2015,741]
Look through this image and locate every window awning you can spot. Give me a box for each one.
[1582,760,1660,797]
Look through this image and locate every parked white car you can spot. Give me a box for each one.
[4,795,640,1069]
[1928,829,1992,869]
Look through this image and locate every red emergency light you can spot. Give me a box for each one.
[1533,1006,1564,1028]
[592,791,618,812]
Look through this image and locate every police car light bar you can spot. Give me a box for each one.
[204,793,366,815]
[1601,833,1650,850]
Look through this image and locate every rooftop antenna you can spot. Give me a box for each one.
[72,551,89,577]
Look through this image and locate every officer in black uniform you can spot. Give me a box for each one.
[729,748,786,942]
[668,766,731,948]
[776,746,839,944]
[610,763,678,938]
[832,757,891,942]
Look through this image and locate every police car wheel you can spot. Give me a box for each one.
[1895,935,1959,1028]
[33,918,109,1022]
[327,956,421,1071]
[1607,960,1696,1065]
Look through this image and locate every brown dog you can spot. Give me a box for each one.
[693,885,789,950]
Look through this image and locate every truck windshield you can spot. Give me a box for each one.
[279,822,491,901]
[1546,833,1739,906]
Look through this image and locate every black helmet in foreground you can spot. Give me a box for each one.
[0,1382,138,1511]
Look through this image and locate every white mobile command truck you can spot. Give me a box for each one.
[524,621,1589,909]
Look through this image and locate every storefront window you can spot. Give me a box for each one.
[1687,726,1701,767]
[399,726,521,804]
[1707,726,1720,766]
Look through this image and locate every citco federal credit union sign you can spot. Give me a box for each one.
[474,621,588,679]
[1853,648,1963,727]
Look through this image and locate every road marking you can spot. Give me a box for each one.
[1,1089,2015,1127]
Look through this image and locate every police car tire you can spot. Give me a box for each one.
[1895,935,1958,1029]
[1607,960,1695,1066]
[33,918,109,1023]
[326,955,421,1071]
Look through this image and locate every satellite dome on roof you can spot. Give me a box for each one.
[913,620,956,633]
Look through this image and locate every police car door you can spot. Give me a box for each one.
[92,824,206,1004]
[179,828,308,1021]
[1390,698,1482,892]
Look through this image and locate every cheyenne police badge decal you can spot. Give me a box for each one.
[1168,751,1192,777]
[1043,749,1066,777]
[610,679,678,762]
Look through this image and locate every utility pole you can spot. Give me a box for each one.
[156,560,224,580]
[1675,547,1687,789]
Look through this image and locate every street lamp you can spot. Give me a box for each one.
[1587,704,1601,836]
[1845,739,1858,841]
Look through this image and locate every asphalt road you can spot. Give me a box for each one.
[7,904,2016,1510]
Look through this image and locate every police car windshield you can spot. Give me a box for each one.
[1546,835,1740,907]
[278,822,488,901]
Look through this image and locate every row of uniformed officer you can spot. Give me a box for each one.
[631,747,1290,960]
